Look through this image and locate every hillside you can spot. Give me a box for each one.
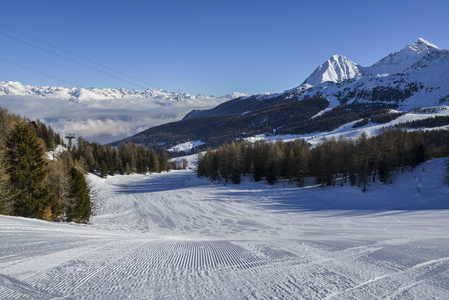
[111,97,330,148]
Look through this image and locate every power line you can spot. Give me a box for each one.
[0,30,149,90]
[0,24,163,90]
[0,23,163,90]
[0,56,85,88]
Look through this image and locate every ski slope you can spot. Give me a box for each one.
[1,159,449,299]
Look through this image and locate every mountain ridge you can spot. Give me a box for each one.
[0,81,248,102]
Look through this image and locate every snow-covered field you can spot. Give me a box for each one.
[245,106,449,147]
[1,159,449,299]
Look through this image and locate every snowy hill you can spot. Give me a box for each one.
[1,159,448,299]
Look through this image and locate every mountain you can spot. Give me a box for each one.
[368,38,444,75]
[291,37,449,109]
[183,38,449,121]
[303,54,364,85]
[113,38,449,150]
[0,81,248,103]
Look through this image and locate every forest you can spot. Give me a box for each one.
[197,129,449,190]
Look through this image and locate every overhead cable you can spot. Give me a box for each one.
[0,56,85,88]
[0,23,162,90]
[0,25,163,90]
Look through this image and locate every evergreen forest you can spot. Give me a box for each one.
[197,129,449,190]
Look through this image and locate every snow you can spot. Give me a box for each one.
[292,38,449,110]
[1,158,449,299]
[416,37,441,51]
[45,145,67,160]
[167,140,205,153]
[170,152,203,168]
[366,38,445,76]
[304,54,364,85]
[242,105,449,147]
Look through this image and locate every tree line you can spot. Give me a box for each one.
[71,138,171,177]
[197,129,449,190]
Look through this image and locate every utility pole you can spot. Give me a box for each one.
[65,133,75,149]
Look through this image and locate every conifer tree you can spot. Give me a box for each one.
[100,160,108,178]
[67,166,92,223]
[159,152,171,172]
[148,149,160,173]
[4,122,54,218]
[0,153,10,214]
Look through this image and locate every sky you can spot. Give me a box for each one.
[0,0,449,96]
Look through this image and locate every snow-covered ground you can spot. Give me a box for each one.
[245,106,449,147]
[1,159,449,299]
[167,140,205,153]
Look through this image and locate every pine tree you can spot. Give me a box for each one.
[0,153,10,214]
[159,152,171,172]
[67,166,92,223]
[4,122,54,218]
[100,160,108,178]
[148,149,160,173]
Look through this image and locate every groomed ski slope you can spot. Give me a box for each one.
[1,159,449,299]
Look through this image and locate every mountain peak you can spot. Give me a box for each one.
[368,38,446,75]
[414,38,441,52]
[304,54,363,86]
[330,53,345,60]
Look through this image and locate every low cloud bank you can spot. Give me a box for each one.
[0,95,222,144]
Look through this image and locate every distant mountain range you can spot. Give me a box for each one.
[113,38,449,150]
[0,82,247,144]
[0,81,247,103]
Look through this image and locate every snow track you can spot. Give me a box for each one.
[1,160,449,299]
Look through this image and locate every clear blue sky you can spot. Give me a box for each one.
[0,0,448,96]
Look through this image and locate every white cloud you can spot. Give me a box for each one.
[0,95,222,144]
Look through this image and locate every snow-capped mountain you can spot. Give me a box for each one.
[367,38,446,75]
[183,38,449,122]
[303,54,365,85]
[290,38,449,109]
[303,38,447,85]
[0,81,247,102]
[134,38,449,150]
